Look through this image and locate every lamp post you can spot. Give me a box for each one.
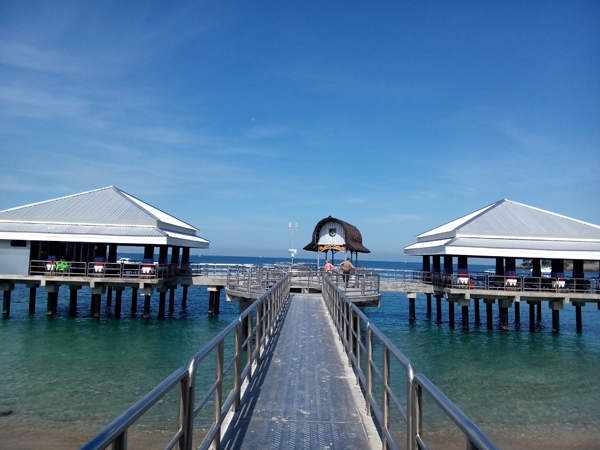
[289,222,298,264]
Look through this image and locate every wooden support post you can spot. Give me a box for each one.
[169,287,175,314]
[448,301,455,328]
[514,301,520,326]
[143,295,151,319]
[436,296,442,323]
[536,302,542,321]
[529,302,535,331]
[181,285,188,311]
[575,304,583,332]
[462,305,469,331]
[426,293,431,317]
[158,291,166,319]
[29,286,37,315]
[2,290,11,317]
[474,299,480,326]
[131,287,138,316]
[106,286,113,308]
[115,288,123,318]
[408,293,416,322]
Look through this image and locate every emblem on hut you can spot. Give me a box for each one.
[329,228,336,237]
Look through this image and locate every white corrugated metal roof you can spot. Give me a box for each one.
[405,199,600,260]
[0,187,210,248]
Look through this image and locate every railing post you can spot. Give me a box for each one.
[382,347,390,449]
[366,326,373,414]
[212,341,224,450]
[255,303,262,363]
[233,320,242,412]
[178,374,189,450]
[113,431,127,450]
[185,359,197,450]
[246,312,253,382]
[406,363,416,450]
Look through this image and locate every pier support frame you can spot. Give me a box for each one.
[45,284,60,317]
[408,293,416,322]
[141,287,153,320]
[181,285,189,311]
[69,285,81,316]
[474,298,480,326]
[574,303,584,332]
[169,286,176,315]
[114,287,124,318]
[499,299,513,331]
[426,293,432,318]
[28,283,39,315]
[208,287,222,315]
[131,287,138,316]
[527,301,538,331]
[435,295,443,323]
[550,300,563,333]
[448,300,455,329]
[158,288,167,319]
[1,283,14,317]
[91,286,106,318]
[484,299,495,330]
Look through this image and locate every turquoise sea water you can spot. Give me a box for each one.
[1,256,599,447]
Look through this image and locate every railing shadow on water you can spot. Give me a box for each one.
[321,276,500,450]
[81,274,292,450]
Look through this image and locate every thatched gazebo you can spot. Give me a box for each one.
[303,216,370,267]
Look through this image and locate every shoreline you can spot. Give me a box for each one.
[0,422,600,450]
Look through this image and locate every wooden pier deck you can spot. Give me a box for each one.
[220,293,377,450]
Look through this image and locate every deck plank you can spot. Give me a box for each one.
[221,293,373,450]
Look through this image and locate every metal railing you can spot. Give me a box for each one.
[224,266,381,298]
[225,266,287,294]
[430,271,599,294]
[372,268,599,294]
[321,276,499,450]
[81,273,292,450]
[29,260,179,280]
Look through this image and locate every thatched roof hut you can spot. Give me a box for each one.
[303,216,370,265]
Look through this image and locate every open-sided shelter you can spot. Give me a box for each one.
[303,216,370,266]
[404,199,600,278]
[0,186,209,276]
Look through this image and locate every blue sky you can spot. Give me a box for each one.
[1,1,599,261]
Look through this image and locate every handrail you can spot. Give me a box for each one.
[321,276,499,450]
[413,373,499,450]
[81,366,189,450]
[82,273,292,450]
[373,268,599,294]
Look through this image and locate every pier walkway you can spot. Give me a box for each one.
[220,292,376,450]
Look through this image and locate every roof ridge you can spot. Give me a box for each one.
[0,186,115,213]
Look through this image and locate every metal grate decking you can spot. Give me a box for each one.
[220,293,374,450]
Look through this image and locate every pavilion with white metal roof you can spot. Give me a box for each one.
[0,186,209,318]
[403,199,600,332]
[405,199,600,278]
[0,186,209,275]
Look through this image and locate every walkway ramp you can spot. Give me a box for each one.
[221,293,375,450]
